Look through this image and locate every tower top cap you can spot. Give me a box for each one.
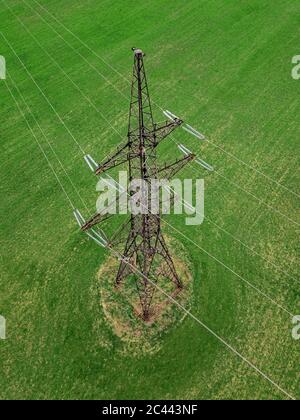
[132,48,144,56]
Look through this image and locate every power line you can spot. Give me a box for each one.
[4,79,75,209]
[7,71,93,217]
[3,78,295,400]
[22,0,128,102]
[0,32,87,156]
[29,0,300,200]
[1,31,296,318]
[4,4,299,282]
[20,0,300,227]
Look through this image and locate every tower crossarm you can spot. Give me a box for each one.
[152,153,196,180]
[81,211,114,231]
[95,142,134,175]
[151,119,183,147]
[81,190,128,231]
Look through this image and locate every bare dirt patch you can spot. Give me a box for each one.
[97,236,194,355]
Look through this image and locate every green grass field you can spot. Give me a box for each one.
[0,0,299,400]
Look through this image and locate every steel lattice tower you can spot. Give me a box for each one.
[81,48,195,320]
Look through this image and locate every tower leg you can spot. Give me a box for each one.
[115,228,181,320]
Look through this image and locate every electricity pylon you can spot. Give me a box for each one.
[82,48,195,321]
